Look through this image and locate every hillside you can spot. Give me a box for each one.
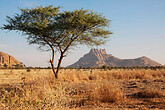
[68,49,161,68]
[0,51,25,68]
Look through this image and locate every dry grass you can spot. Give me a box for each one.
[88,80,125,103]
[0,74,70,109]
[59,69,165,81]
[134,87,165,98]
[0,69,165,109]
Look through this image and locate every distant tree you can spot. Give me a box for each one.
[3,64,8,68]
[14,64,22,69]
[101,65,108,70]
[47,66,51,69]
[87,66,93,69]
[144,66,148,70]
[2,5,112,79]
[78,66,83,69]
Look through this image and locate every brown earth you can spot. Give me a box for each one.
[70,79,165,109]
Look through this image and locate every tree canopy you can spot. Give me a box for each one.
[2,5,112,78]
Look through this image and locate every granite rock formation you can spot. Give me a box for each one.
[0,51,25,68]
[68,49,161,68]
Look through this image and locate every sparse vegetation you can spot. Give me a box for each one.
[0,75,69,109]
[88,80,125,103]
[0,69,165,109]
[134,87,165,98]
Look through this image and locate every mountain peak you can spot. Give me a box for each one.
[68,49,161,68]
[89,49,108,61]
[89,48,106,55]
[140,56,148,59]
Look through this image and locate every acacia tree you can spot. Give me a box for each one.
[2,5,112,79]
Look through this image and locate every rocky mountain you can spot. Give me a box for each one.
[0,51,25,68]
[68,49,161,68]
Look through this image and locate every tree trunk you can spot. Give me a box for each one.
[55,53,64,78]
[50,48,58,79]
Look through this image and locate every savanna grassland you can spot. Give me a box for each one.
[0,69,165,110]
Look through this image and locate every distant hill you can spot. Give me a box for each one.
[0,51,25,68]
[68,49,161,68]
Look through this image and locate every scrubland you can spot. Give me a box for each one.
[0,69,165,109]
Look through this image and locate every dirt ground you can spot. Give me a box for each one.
[0,69,165,109]
[63,79,165,110]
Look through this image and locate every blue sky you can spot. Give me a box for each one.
[0,0,165,67]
